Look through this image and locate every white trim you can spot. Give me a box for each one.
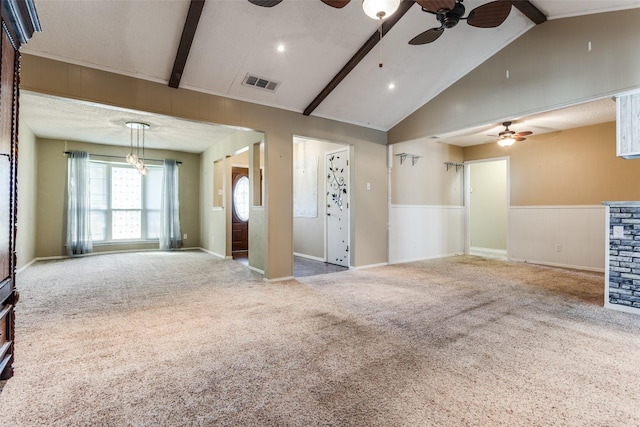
[248,265,265,275]
[510,205,604,210]
[264,276,294,282]
[391,204,464,209]
[16,258,39,274]
[604,301,640,315]
[352,262,388,270]
[470,247,507,260]
[293,252,325,262]
[509,257,605,273]
[389,253,464,265]
[604,206,611,307]
[198,247,225,259]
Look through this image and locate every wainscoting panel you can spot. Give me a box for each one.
[389,205,465,264]
[509,205,606,272]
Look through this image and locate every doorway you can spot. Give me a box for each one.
[466,159,508,259]
[292,137,350,275]
[231,167,249,256]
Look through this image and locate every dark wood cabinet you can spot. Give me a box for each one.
[0,0,40,380]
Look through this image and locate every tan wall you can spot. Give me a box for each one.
[16,118,38,269]
[22,55,387,279]
[464,122,640,205]
[35,138,200,258]
[391,138,464,206]
[389,9,640,144]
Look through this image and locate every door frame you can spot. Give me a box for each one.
[464,156,510,259]
[325,146,351,267]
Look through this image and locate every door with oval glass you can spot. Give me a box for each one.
[326,149,349,267]
[232,167,249,254]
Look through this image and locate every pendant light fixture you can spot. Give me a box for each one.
[125,121,150,176]
[362,0,400,20]
[362,0,400,67]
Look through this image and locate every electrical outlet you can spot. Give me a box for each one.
[555,244,562,252]
[183,234,188,240]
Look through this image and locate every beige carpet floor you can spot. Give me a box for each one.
[1,251,639,426]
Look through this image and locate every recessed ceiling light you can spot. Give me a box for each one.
[388,83,396,90]
[277,44,285,53]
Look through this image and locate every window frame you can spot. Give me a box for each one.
[90,160,162,244]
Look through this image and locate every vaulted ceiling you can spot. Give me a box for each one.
[19,0,640,151]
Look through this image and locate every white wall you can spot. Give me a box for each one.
[509,206,605,272]
[389,205,465,264]
[16,118,37,270]
[469,160,508,255]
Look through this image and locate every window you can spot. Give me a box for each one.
[90,161,162,242]
[233,176,250,222]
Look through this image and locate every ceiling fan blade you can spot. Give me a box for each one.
[515,136,527,141]
[409,27,445,45]
[248,0,283,7]
[516,131,533,137]
[467,1,511,28]
[321,0,350,8]
[415,0,455,13]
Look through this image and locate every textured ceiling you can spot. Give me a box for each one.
[20,91,244,153]
[18,0,640,151]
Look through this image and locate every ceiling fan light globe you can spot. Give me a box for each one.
[498,137,516,147]
[362,0,400,20]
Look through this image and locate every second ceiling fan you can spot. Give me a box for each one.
[409,0,513,45]
[248,0,350,8]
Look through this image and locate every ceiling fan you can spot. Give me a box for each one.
[496,121,532,147]
[409,0,512,45]
[248,0,350,8]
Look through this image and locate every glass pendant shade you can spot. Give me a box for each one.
[362,0,400,19]
[126,153,138,164]
[498,136,516,147]
[125,121,150,175]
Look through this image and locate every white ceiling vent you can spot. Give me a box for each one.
[242,74,280,92]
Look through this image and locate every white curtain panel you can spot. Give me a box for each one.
[159,159,182,250]
[66,151,93,255]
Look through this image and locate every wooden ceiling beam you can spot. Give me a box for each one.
[303,0,415,117]
[512,0,547,25]
[169,0,206,89]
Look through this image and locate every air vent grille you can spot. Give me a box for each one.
[242,74,279,92]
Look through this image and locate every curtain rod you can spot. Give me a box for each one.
[63,151,182,165]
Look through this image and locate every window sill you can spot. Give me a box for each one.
[93,240,159,246]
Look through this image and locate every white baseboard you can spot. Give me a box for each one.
[510,257,605,273]
[353,262,388,270]
[388,252,464,265]
[197,247,225,259]
[248,265,265,275]
[293,252,325,262]
[16,258,39,274]
[470,247,507,260]
[264,276,294,282]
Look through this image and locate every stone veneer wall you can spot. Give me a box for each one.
[607,204,640,310]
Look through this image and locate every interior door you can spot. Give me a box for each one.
[231,167,249,253]
[326,149,349,267]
